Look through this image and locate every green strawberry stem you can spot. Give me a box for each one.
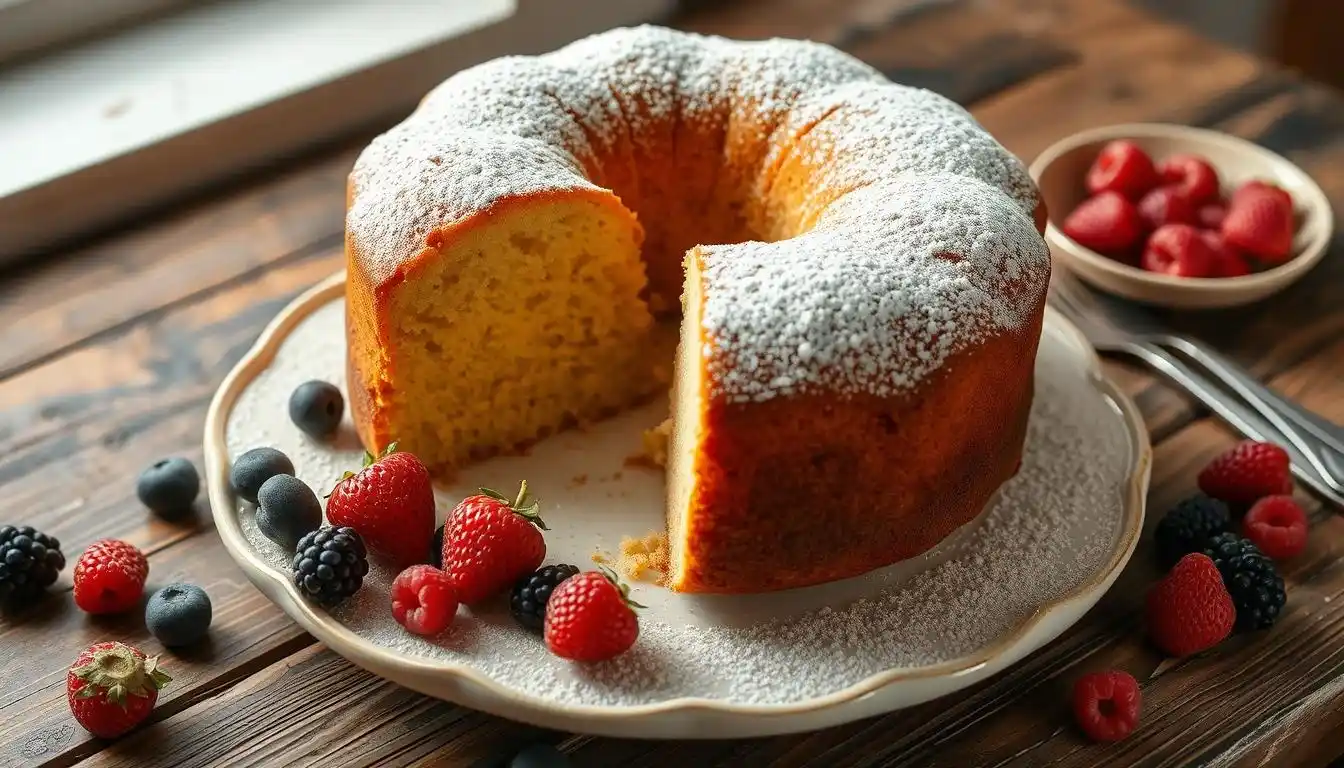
[328,441,401,498]
[597,564,646,610]
[70,643,171,708]
[478,480,549,531]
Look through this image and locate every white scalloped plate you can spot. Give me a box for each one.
[205,272,1150,739]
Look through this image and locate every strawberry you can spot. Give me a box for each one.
[544,568,641,662]
[441,481,548,604]
[1198,440,1293,506]
[391,564,459,636]
[67,642,171,739]
[73,539,148,615]
[1157,154,1220,204]
[1222,188,1295,263]
[1141,224,1215,277]
[327,443,436,567]
[1196,201,1228,230]
[1085,140,1158,200]
[1072,670,1142,742]
[1145,553,1235,657]
[1232,180,1293,213]
[1062,191,1143,256]
[1136,186,1195,230]
[1202,231,1252,278]
[1242,495,1309,560]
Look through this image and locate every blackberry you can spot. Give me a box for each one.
[136,457,200,520]
[1154,494,1230,568]
[0,526,65,606]
[292,527,369,607]
[1202,532,1286,631]
[510,564,579,632]
[428,524,445,568]
[230,447,295,504]
[288,380,344,439]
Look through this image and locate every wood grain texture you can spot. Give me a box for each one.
[0,534,311,768]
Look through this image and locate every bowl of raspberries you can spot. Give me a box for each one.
[1030,123,1332,308]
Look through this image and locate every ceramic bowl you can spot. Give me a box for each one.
[1029,123,1333,309]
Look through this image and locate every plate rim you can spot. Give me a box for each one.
[204,271,1151,724]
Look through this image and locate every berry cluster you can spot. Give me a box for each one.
[1063,140,1298,278]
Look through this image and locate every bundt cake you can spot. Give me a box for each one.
[344,26,1051,594]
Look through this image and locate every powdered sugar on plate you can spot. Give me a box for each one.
[224,296,1138,708]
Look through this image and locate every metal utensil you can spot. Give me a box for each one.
[1048,274,1344,507]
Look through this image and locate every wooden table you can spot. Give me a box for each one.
[3,0,1343,765]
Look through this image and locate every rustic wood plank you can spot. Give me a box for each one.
[0,145,362,382]
[0,534,311,768]
[81,646,552,768]
[0,248,342,559]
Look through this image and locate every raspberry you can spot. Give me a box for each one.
[73,539,149,615]
[1072,670,1142,742]
[1154,494,1229,569]
[1141,224,1215,277]
[391,565,459,636]
[1144,553,1235,657]
[1222,190,1295,264]
[1241,495,1308,560]
[1157,154,1220,204]
[1137,186,1195,231]
[1062,191,1143,257]
[1198,441,1293,507]
[1085,140,1158,200]
[1202,533,1287,631]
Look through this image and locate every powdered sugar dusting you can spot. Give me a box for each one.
[344,25,1046,402]
[225,297,1136,708]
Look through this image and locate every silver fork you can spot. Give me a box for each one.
[1048,273,1344,507]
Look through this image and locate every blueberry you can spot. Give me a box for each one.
[145,583,212,646]
[136,457,200,519]
[230,447,295,504]
[289,380,344,439]
[256,474,323,551]
[510,744,569,768]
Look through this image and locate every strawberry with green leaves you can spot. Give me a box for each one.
[327,443,436,568]
[67,642,171,739]
[441,481,548,605]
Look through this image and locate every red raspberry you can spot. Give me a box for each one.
[1157,154,1220,204]
[1136,186,1195,230]
[1141,224,1215,277]
[1072,670,1142,742]
[1085,140,1158,200]
[67,642,170,739]
[1232,180,1293,212]
[1202,231,1252,278]
[327,444,436,567]
[1198,440,1293,506]
[441,481,548,604]
[544,569,641,662]
[1241,495,1308,560]
[1145,553,1235,657]
[1062,191,1143,256]
[1196,201,1228,230]
[391,565,459,636]
[1222,189,1295,263]
[73,539,148,614]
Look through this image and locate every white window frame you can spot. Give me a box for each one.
[0,0,674,263]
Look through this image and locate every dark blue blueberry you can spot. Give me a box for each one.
[510,743,569,768]
[229,447,295,504]
[256,474,322,551]
[145,583,213,646]
[136,457,200,519]
[288,380,345,439]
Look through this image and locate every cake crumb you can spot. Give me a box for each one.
[617,531,670,585]
[626,418,672,469]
